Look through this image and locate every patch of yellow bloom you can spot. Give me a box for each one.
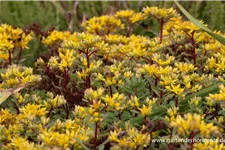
[84,88,105,100]
[38,119,93,149]
[0,24,32,51]
[0,109,16,125]
[103,92,127,111]
[43,92,67,109]
[193,139,225,150]
[108,123,150,149]
[0,64,41,89]
[116,10,144,24]
[206,84,225,102]
[160,74,178,86]
[143,6,177,20]
[82,15,124,35]
[165,84,184,95]
[48,48,75,71]
[175,62,197,73]
[170,113,220,138]
[4,137,37,150]
[138,97,157,116]
[42,30,71,45]
[205,53,225,73]
[18,103,47,119]
[152,53,175,66]
[165,107,178,122]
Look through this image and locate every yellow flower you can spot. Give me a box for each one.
[42,30,71,45]
[44,93,66,109]
[8,137,36,150]
[175,62,197,73]
[73,105,88,119]
[165,84,184,95]
[129,96,140,108]
[160,75,178,86]
[0,65,41,89]
[139,104,152,116]
[82,15,124,35]
[143,6,177,20]
[103,93,127,111]
[193,139,225,150]
[19,103,47,119]
[84,88,105,100]
[0,24,32,52]
[116,10,144,24]
[0,51,9,60]
[206,84,225,102]
[116,10,135,19]
[108,131,118,141]
[170,113,220,138]
[152,53,175,66]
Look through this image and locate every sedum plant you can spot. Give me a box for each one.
[1,3,225,150]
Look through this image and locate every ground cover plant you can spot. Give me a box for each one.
[1,2,225,150]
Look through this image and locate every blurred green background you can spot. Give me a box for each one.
[0,1,224,32]
[0,1,224,66]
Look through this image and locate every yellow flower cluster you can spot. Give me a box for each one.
[0,91,93,149]
[109,123,150,149]
[103,93,127,111]
[0,64,41,89]
[143,6,177,20]
[18,103,47,119]
[165,107,178,122]
[170,113,220,138]
[0,24,32,50]
[1,4,225,149]
[0,24,32,61]
[193,139,225,150]
[138,97,156,116]
[116,10,144,24]
[207,84,225,102]
[152,53,175,66]
[3,137,38,150]
[42,30,71,46]
[43,92,66,109]
[38,119,93,149]
[205,53,225,73]
[82,15,124,35]
[48,48,75,71]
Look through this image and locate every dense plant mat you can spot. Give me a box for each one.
[1,3,225,150]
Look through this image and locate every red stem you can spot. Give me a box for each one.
[88,50,98,57]
[189,131,199,149]
[86,75,91,88]
[17,47,23,64]
[127,24,133,37]
[175,98,179,107]
[86,49,91,88]
[191,32,196,64]
[160,19,164,44]
[94,122,98,150]
[160,90,163,99]
[8,50,12,65]
[64,69,70,87]
[155,78,158,87]
[109,85,113,97]
[141,56,153,64]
